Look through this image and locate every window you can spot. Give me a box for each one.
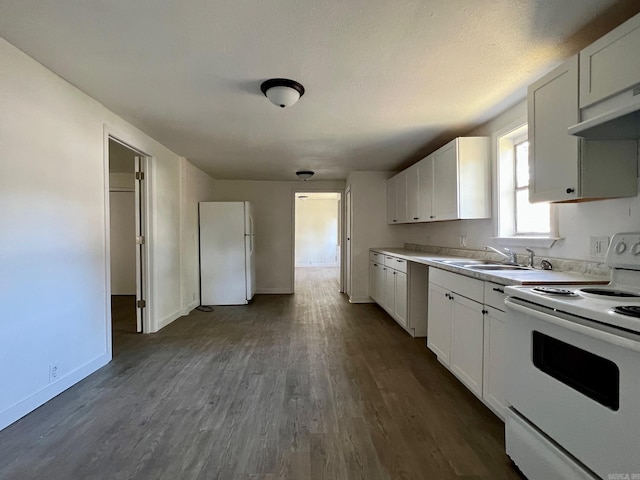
[513,139,550,235]
[496,124,557,246]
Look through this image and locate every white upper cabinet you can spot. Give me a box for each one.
[528,55,638,203]
[417,156,433,221]
[579,13,640,109]
[387,175,397,224]
[405,163,420,222]
[387,171,408,224]
[388,137,490,224]
[432,141,459,220]
[528,56,581,202]
[387,173,408,224]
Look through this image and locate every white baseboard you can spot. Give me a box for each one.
[156,309,183,331]
[180,300,199,316]
[255,288,293,294]
[349,296,375,304]
[0,353,111,432]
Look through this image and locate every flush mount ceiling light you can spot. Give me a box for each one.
[260,78,305,108]
[296,170,314,181]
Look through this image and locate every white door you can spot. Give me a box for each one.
[134,156,145,333]
[345,187,352,298]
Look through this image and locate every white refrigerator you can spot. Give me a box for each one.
[199,201,256,305]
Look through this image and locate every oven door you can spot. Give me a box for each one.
[505,298,640,479]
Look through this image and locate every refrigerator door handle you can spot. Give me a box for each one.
[245,233,254,254]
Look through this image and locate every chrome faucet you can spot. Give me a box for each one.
[526,247,535,268]
[485,246,518,265]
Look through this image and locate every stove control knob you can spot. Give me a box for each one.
[631,242,640,256]
[615,241,627,255]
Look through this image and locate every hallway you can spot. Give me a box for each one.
[0,268,520,479]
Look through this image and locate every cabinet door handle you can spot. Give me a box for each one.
[393,271,397,275]
[413,217,419,220]
[482,309,488,315]
[492,287,505,294]
[430,215,435,219]
[396,260,404,263]
[566,188,575,194]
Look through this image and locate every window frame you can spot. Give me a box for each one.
[493,122,560,248]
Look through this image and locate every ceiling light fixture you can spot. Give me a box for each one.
[296,170,314,181]
[261,78,305,108]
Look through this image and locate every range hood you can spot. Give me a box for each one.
[569,93,640,139]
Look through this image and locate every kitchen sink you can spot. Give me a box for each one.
[464,264,531,271]
[438,259,498,266]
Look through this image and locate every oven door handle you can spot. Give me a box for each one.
[505,298,640,352]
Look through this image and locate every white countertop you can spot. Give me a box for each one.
[370,247,609,286]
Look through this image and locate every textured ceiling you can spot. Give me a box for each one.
[1,0,639,180]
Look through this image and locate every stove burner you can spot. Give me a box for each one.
[580,288,640,298]
[532,287,577,296]
[612,306,640,318]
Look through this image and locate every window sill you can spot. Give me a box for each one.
[492,236,561,249]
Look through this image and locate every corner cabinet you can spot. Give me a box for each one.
[369,251,428,337]
[387,137,490,224]
[528,55,638,203]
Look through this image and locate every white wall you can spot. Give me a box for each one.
[295,198,339,267]
[396,99,640,261]
[0,37,214,431]
[212,180,345,293]
[181,159,217,312]
[346,172,404,302]
[109,191,136,294]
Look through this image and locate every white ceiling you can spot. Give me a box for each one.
[1,0,638,181]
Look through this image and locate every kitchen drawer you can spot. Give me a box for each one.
[384,255,408,273]
[370,251,383,262]
[484,282,507,312]
[430,268,483,303]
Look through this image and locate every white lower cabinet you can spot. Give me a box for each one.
[394,270,408,328]
[450,294,484,397]
[426,283,452,365]
[483,306,506,419]
[482,283,508,420]
[427,269,508,420]
[369,251,428,337]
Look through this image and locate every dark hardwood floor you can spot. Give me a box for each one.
[0,268,522,479]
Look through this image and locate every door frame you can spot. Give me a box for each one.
[103,127,153,350]
[291,189,345,293]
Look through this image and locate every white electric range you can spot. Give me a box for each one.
[504,232,640,480]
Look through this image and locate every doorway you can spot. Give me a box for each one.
[108,138,148,345]
[293,191,342,291]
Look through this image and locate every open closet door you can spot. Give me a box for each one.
[134,156,145,333]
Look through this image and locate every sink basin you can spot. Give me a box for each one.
[438,259,498,266]
[464,264,531,271]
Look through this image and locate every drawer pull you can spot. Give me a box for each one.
[492,287,505,294]
[396,260,404,263]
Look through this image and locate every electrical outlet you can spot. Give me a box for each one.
[590,236,610,258]
[459,235,467,247]
[49,363,59,383]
